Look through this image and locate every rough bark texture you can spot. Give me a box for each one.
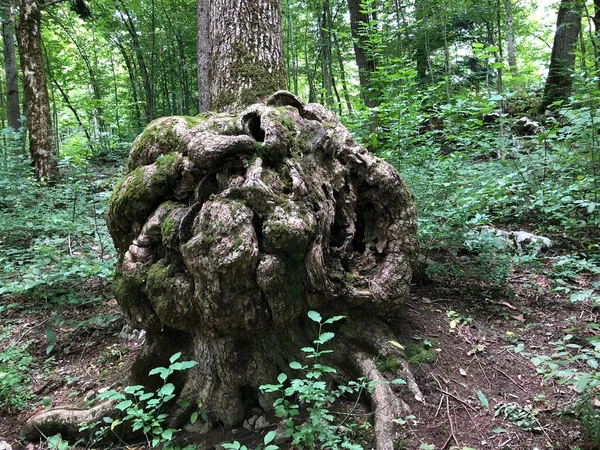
[347,0,378,107]
[16,0,59,181]
[541,0,582,111]
[2,0,21,130]
[101,92,418,445]
[206,0,286,111]
[196,0,210,113]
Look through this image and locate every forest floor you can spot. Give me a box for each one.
[1,255,599,450]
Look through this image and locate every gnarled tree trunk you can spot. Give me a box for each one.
[22,93,419,450]
[107,91,418,443]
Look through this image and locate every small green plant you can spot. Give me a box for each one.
[221,430,278,450]
[0,341,35,411]
[531,328,600,445]
[94,352,198,449]
[226,311,405,450]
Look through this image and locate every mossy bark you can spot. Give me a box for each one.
[25,93,419,449]
[198,0,286,111]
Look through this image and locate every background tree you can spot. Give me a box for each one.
[541,0,583,111]
[16,0,58,181]
[2,0,21,131]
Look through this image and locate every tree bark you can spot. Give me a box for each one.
[16,0,59,181]
[504,0,519,80]
[202,0,285,111]
[541,0,582,111]
[101,92,418,444]
[347,0,378,106]
[2,0,21,130]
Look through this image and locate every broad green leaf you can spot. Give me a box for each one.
[289,361,303,370]
[170,352,182,364]
[277,372,288,383]
[264,430,277,445]
[324,315,345,324]
[307,310,322,322]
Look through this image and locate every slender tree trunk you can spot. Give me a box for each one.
[2,1,21,130]
[117,1,154,122]
[16,0,59,181]
[333,33,352,113]
[541,0,582,111]
[504,0,519,79]
[114,38,142,131]
[347,0,378,106]
[414,0,428,81]
[320,0,333,107]
[205,0,285,110]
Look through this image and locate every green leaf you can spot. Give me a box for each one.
[324,315,345,324]
[115,399,133,411]
[169,352,182,364]
[264,430,277,445]
[477,391,489,408]
[190,411,199,424]
[160,383,176,396]
[161,429,174,440]
[289,361,303,370]
[277,373,288,383]
[307,310,322,322]
[316,332,335,344]
[493,428,508,434]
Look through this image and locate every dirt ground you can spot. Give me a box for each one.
[1,258,598,450]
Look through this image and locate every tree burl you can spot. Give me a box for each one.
[24,92,418,449]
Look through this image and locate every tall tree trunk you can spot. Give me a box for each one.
[201,0,285,111]
[333,33,352,113]
[2,1,21,130]
[320,0,333,107]
[16,0,59,181]
[116,0,154,122]
[541,0,582,111]
[504,0,519,80]
[347,0,378,106]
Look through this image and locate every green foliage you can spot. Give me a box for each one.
[90,352,198,449]
[531,329,600,445]
[0,340,34,411]
[257,311,405,450]
[0,153,117,303]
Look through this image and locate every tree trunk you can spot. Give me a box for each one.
[2,1,21,130]
[347,0,378,106]
[102,92,418,443]
[201,0,285,111]
[320,0,333,107]
[16,0,59,182]
[541,0,582,111]
[504,0,519,79]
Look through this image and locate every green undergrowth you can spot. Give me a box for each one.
[0,153,120,303]
[346,85,600,289]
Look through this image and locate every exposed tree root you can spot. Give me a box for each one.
[21,401,114,443]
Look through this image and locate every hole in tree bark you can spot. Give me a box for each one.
[245,113,265,142]
[239,385,261,412]
[352,209,366,253]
